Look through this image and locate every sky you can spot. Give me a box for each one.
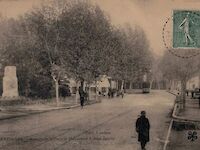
[1,0,200,56]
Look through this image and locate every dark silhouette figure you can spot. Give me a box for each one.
[111,89,114,98]
[79,86,85,108]
[176,93,181,103]
[136,111,150,150]
[191,91,194,98]
[199,96,200,108]
[108,88,111,98]
[199,89,200,108]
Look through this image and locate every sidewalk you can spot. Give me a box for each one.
[168,90,200,122]
[179,97,200,122]
[0,99,100,121]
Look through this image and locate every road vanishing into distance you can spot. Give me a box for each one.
[0,90,174,150]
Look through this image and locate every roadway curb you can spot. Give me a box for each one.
[172,103,200,123]
[0,100,100,121]
[163,91,177,150]
[166,90,200,123]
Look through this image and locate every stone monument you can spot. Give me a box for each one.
[2,66,19,97]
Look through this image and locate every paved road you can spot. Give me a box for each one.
[0,90,174,150]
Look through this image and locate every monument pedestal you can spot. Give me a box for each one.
[2,66,19,98]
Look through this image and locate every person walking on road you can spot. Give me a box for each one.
[79,86,85,109]
[136,111,150,150]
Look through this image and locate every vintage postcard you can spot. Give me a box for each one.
[0,0,200,150]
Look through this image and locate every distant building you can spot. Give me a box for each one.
[90,75,112,95]
[62,75,116,95]
[186,73,200,91]
[68,78,78,94]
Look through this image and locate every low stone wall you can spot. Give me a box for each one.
[0,97,29,106]
[0,96,76,106]
[172,120,200,130]
[0,94,102,106]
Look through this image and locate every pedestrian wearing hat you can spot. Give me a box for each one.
[136,111,150,150]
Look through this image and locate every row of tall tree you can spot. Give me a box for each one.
[159,50,200,108]
[0,0,152,101]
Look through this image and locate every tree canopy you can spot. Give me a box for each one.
[0,0,153,98]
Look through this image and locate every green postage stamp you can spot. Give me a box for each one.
[173,10,200,48]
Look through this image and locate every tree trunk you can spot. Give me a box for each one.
[116,80,119,90]
[129,81,132,89]
[88,84,91,101]
[121,80,124,91]
[95,79,98,101]
[25,79,30,97]
[85,83,89,101]
[181,80,186,109]
[158,80,161,90]
[75,81,79,104]
[55,80,59,106]
[150,80,153,90]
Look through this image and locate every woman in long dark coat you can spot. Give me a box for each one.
[136,111,150,150]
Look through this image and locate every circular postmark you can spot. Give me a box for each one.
[162,10,200,58]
